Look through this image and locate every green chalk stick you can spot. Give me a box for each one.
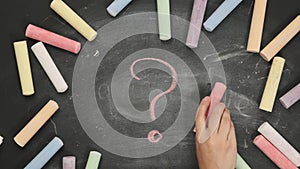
[236,153,251,169]
[85,151,102,169]
[156,0,171,41]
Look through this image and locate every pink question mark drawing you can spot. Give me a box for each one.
[130,58,178,143]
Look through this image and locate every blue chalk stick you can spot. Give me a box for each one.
[107,0,133,17]
[24,137,64,169]
[203,0,243,32]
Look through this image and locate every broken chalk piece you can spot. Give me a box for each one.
[157,0,171,41]
[203,0,243,32]
[14,100,59,147]
[13,41,35,96]
[258,122,300,166]
[63,156,76,169]
[107,0,133,17]
[198,82,227,143]
[236,153,251,169]
[259,57,285,112]
[280,83,300,109]
[0,136,3,145]
[31,42,68,93]
[194,82,227,133]
[186,0,208,48]
[246,0,268,53]
[50,0,97,41]
[206,82,227,118]
[260,15,300,62]
[85,151,102,169]
[253,135,298,169]
[25,24,81,54]
[24,137,64,169]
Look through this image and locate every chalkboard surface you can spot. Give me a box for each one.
[0,0,299,168]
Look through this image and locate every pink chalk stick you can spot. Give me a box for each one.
[25,24,81,54]
[253,135,298,169]
[186,0,208,48]
[63,156,76,169]
[258,122,300,166]
[194,82,227,132]
[280,83,300,109]
[206,82,227,118]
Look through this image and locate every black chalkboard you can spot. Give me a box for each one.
[0,0,299,168]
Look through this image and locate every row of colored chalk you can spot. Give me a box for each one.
[14,41,68,95]
[106,0,171,41]
[63,152,101,169]
[14,0,100,96]
[253,122,300,168]
[247,0,299,61]
[259,56,300,112]
[23,137,101,168]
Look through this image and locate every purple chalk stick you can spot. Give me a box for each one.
[186,0,208,48]
[280,83,300,109]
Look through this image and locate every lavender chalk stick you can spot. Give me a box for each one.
[186,0,208,48]
[63,156,76,169]
[24,137,64,169]
[107,0,133,17]
[203,0,243,32]
[280,83,300,109]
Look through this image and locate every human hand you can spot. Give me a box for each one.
[195,96,237,169]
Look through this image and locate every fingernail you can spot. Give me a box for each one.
[203,96,209,101]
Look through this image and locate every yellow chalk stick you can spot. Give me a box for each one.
[14,100,59,147]
[260,15,300,61]
[247,0,267,53]
[50,0,97,41]
[13,41,34,96]
[259,57,285,112]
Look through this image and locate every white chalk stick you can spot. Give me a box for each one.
[258,122,300,166]
[260,15,300,62]
[259,57,285,112]
[0,136,3,145]
[31,42,68,93]
[50,0,97,41]
[13,41,35,96]
[247,0,268,53]
[280,83,300,109]
[203,0,243,32]
[107,0,133,17]
[14,100,59,147]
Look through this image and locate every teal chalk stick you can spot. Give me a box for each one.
[157,0,171,41]
[203,0,243,32]
[24,137,64,169]
[236,153,251,169]
[85,151,102,169]
[107,0,133,17]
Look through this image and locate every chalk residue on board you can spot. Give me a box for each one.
[224,89,256,118]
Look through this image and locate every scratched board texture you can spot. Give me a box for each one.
[0,0,299,168]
